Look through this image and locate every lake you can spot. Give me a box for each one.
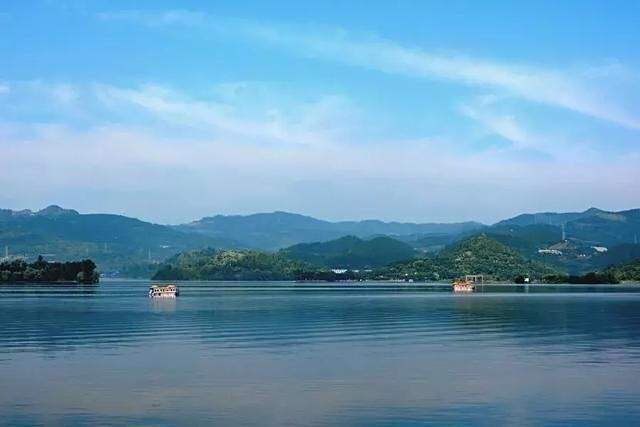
[1,280,640,426]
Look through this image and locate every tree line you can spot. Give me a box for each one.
[0,256,99,284]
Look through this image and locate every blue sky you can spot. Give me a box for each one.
[1,1,639,224]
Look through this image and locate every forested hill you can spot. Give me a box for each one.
[152,249,309,281]
[377,234,556,281]
[279,236,416,269]
[607,259,640,282]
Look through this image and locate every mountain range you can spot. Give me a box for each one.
[0,206,238,271]
[176,211,482,250]
[1,205,639,275]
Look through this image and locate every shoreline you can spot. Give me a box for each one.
[100,278,640,287]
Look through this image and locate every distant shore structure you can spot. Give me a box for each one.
[149,284,179,298]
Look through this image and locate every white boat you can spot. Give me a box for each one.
[452,280,475,292]
[149,284,179,298]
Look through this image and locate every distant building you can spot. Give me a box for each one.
[538,249,563,255]
[591,246,608,253]
[331,269,348,274]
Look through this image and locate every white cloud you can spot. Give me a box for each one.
[460,104,542,150]
[98,10,640,130]
[1,80,638,223]
[0,80,362,147]
[92,83,358,146]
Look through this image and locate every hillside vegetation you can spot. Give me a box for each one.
[152,249,310,281]
[377,234,556,281]
[0,256,98,284]
[607,259,640,282]
[280,236,416,268]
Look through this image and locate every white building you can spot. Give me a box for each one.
[538,249,563,255]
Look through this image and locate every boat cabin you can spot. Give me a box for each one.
[149,284,179,298]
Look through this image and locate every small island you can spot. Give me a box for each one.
[0,256,99,284]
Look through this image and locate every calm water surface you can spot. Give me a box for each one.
[1,281,640,426]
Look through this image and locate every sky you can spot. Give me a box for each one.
[0,0,639,225]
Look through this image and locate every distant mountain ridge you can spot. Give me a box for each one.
[0,205,239,273]
[177,211,484,250]
[492,207,640,247]
[0,205,79,219]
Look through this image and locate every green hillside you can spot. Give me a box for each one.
[152,249,311,281]
[378,234,556,281]
[480,216,640,274]
[607,259,640,282]
[280,235,416,268]
[592,244,640,269]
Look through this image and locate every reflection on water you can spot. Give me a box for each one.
[1,281,640,425]
[149,297,177,314]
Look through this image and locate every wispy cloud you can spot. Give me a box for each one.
[98,10,640,130]
[1,80,638,223]
[93,83,360,146]
[1,80,361,147]
[460,104,541,150]
[1,119,637,223]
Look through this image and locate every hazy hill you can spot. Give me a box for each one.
[280,235,416,269]
[495,207,605,227]
[177,211,483,250]
[0,205,238,272]
[496,208,640,246]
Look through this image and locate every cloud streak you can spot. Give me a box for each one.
[1,80,362,147]
[98,10,640,130]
